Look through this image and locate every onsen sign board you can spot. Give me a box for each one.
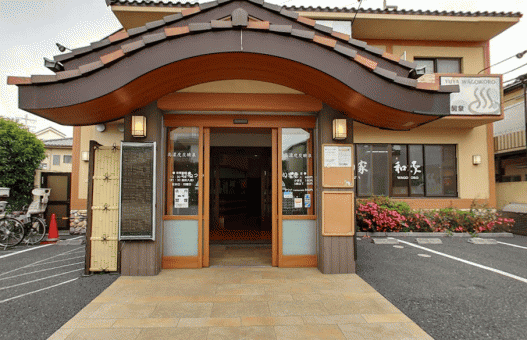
[440,76,501,115]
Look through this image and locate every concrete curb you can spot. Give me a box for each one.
[356,232,514,238]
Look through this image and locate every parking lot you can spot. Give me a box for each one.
[0,237,119,340]
[356,235,527,340]
[1,235,526,339]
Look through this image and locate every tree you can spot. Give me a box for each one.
[0,118,45,210]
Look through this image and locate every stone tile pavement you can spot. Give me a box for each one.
[49,266,433,339]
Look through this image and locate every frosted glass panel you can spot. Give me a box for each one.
[163,220,198,256]
[282,220,316,255]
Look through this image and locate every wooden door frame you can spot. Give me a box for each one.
[41,171,71,230]
[164,114,316,268]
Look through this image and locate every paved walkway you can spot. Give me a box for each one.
[49,267,432,339]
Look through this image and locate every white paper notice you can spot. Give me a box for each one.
[338,147,352,167]
[294,198,303,208]
[174,188,189,208]
[324,146,352,167]
[324,146,339,167]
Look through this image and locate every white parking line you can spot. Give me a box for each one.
[0,262,84,281]
[0,269,83,291]
[497,241,527,250]
[27,255,85,267]
[0,247,82,277]
[0,244,53,260]
[0,277,79,304]
[392,238,527,284]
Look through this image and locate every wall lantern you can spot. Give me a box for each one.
[472,155,482,165]
[81,151,89,162]
[95,124,106,132]
[132,116,147,137]
[332,119,347,140]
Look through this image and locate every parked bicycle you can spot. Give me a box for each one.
[0,188,51,248]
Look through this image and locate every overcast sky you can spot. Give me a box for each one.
[1,0,526,137]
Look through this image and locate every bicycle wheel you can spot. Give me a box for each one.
[24,216,47,245]
[0,217,25,247]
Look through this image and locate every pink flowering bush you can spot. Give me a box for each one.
[356,196,515,234]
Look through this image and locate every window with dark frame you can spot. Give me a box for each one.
[63,155,72,164]
[414,58,462,74]
[355,144,457,198]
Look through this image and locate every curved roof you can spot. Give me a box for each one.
[8,0,458,130]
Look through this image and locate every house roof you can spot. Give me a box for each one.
[107,0,522,18]
[35,126,66,139]
[7,0,498,130]
[43,138,73,148]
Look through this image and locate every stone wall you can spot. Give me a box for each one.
[70,209,87,234]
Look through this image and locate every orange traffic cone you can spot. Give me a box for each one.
[41,213,59,244]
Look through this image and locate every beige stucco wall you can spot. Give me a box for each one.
[354,122,490,200]
[393,45,485,75]
[36,130,65,141]
[77,122,124,201]
[34,147,72,188]
[496,182,527,209]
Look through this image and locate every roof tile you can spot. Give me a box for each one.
[394,76,418,88]
[280,8,299,19]
[165,26,190,37]
[313,35,336,48]
[331,31,350,41]
[199,1,218,10]
[79,60,104,75]
[373,67,397,80]
[164,13,183,23]
[53,52,75,63]
[55,69,82,81]
[269,24,292,34]
[121,40,146,54]
[31,75,57,84]
[108,30,130,43]
[263,2,282,12]
[354,54,378,70]
[7,76,32,85]
[145,19,166,30]
[297,16,316,27]
[211,20,233,29]
[181,7,200,16]
[348,38,367,49]
[143,32,167,44]
[100,50,126,65]
[91,39,111,50]
[127,26,148,36]
[247,21,270,29]
[232,8,249,26]
[365,45,384,56]
[248,0,264,4]
[188,23,212,32]
[72,46,93,56]
[218,0,231,4]
[291,28,315,40]
[314,23,332,34]
[334,44,357,59]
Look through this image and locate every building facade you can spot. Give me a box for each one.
[8,1,521,275]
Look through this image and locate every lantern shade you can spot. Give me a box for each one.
[472,155,482,165]
[332,119,347,140]
[132,116,146,137]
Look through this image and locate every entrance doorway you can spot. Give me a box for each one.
[208,128,272,266]
[41,172,71,230]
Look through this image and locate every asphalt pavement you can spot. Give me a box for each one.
[356,235,527,340]
[0,237,119,340]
